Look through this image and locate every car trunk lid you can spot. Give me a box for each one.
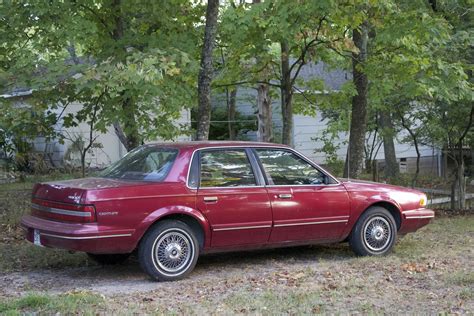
[31,178,146,223]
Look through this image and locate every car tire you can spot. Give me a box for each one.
[87,253,131,265]
[349,206,397,256]
[138,220,199,281]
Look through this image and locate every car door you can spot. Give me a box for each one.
[193,148,272,248]
[254,148,350,243]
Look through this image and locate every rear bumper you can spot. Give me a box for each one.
[399,208,435,235]
[21,215,137,254]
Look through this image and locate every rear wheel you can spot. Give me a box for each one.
[349,206,397,256]
[138,220,199,281]
[87,253,131,265]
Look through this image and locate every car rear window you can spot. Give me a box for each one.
[100,146,178,181]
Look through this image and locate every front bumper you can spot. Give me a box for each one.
[399,208,435,235]
[21,215,136,254]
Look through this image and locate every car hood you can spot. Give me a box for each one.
[338,178,425,208]
[338,178,424,195]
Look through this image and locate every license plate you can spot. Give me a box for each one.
[33,229,42,246]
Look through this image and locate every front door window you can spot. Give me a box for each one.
[255,149,326,185]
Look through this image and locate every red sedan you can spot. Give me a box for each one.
[21,141,434,281]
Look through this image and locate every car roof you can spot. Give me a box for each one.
[144,141,291,150]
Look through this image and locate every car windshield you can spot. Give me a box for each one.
[100,146,178,181]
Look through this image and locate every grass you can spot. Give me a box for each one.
[0,243,90,272]
[446,271,474,286]
[0,292,104,315]
[222,289,325,314]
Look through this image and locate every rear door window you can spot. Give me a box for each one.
[200,150,257,187]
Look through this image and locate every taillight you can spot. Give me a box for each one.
[31,198,96,223]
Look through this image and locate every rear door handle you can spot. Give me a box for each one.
[278,194,292,199]
[203,196,218,203]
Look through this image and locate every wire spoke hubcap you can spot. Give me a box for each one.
[363,216,391,252]
[154,231,192,274]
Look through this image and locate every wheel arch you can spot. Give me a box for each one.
[365,201,402,230]
[135,206,210,251]
[152,213,205,250]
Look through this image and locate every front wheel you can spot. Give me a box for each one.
[138,220,199,281]
[349,206,397,256]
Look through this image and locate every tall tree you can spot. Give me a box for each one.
[253,0,273,143]
[280,40,293,146]
[379,110,399,179]
[196,0,220,141]
[344,22,369,178]
[256,82,272,142]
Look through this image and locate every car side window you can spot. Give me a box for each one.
[200,150,257,187]
[256,149,326,185]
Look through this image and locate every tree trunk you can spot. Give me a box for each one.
[379,110,399,179]
[253,0,272,143]
[196,0,219,141]
[343,23,369,178]
[257,83,272,142]
[457,143,466,209]
[458,158,466,209]
[413,140,421,188]
[400,115,420,187]
[110,0,140,151]
[450,178,457,209]
[227,88,237,140]
[81,150,87,178]
[121,97,140,150]
[280,40,293,146]
[442,146,448,179]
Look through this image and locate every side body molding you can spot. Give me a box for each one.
[133,205,212,250]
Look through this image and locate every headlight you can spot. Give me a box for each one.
[419,195,427,207]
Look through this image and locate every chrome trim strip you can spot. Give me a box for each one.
[274,219,348,227]
[213,225,271,232]
[405,215,434,219]
[265,184,341,188]
[186,145,340,189]
[199,185,265,190]
[40,232,132,240]
[93,194,196,202]
[403,210,429,214]
[32,203,91,217]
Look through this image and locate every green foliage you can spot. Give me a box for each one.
[1,0,471,171]
[217,0,362,90]
[0,0,203,151]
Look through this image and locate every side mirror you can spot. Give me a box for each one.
[323,175,330,185]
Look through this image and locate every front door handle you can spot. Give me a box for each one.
[203,196,218,203]
[278,194,292,199]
